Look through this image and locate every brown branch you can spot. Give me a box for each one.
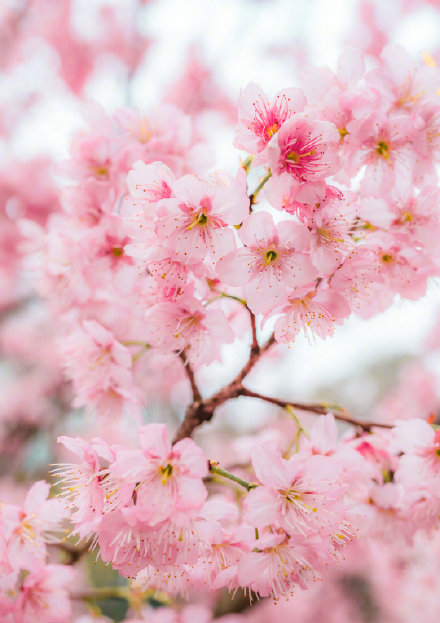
[173,330,276,442]
[173,314,392,443]
[239,388,393,431]
[179,351,202,403]
[250,311,258,352]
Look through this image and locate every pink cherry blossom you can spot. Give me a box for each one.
[217,211,317,314]
[267,115,341,203]
[0,481,65,574]
[15,564,74,623]
[234,82,306,155]
[295,190,357,273]
[61,319,142,419]
[244,440,346,537]
[155,170,248,265]
[273,283,350,342]
[52,436,127,535]
[237,531,317,598]
[143,290,234,367]
[111,423,208,524]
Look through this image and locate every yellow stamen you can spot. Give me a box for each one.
[160,463,173,485]
[286,150,315,163]
[187,212,208,230]
[266,123,279,139]
[264,249,278,265]
[376,141,389,159]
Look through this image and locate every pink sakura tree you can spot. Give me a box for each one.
[3,1,440,622]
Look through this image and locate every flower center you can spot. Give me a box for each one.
[90,165,109,179]
[265,249,278,265]
[376,141,390,159]
[160,463,173,485]
[286,149,315,163]
[381,253,393,263]
[266,123,279,139]
[139,118,152,143]
[187,212,208,230]
[400,211,413,223]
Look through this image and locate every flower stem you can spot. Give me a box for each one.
[208,461,257,491]
[132,344,150,362]
[249,169,272,206]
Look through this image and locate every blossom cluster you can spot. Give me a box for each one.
[19,45,440,427]
[48,414,440,604]
[3,16,440,621]
[0,481,74,622]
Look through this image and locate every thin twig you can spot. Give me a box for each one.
[239,388,393,431]
[249,311,258,353]
[208,460,257,491]
[72,587,129,601]
[179,351,202,403]
[173,332,276,442]
[249,169,272,208]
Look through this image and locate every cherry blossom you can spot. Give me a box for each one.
[217,211,316,314]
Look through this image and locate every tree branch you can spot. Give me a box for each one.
[173,316,392,443]
[179,351,202,403]
[239,388,393,431]
[173,331,276,442]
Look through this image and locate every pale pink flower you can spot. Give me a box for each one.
[52,436,127,535]
[234,82,306,155]
[361,186,440,256]
[61,320,142,419]
[15,564,74,623]
[98,505,214,577]
[98,507,169,577]
[0,481,65,573]
[126,160,174,208]
[244,441,346,537]
[273,284,350,342]
[155,170,248,264]
[295,191,357,273]
[237,532,316,598]
[111,423,208,524]
[301,47,367,140]
[143,290,234,367]
[364,232,433,302]
[394,419,440,486]
[329,247,386,319]
[217,212,316,314]
[267,115,340,203]
[114,105,211,177]
[365,45,440,114]
[188,498,248,592]
[344,112,428,194]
